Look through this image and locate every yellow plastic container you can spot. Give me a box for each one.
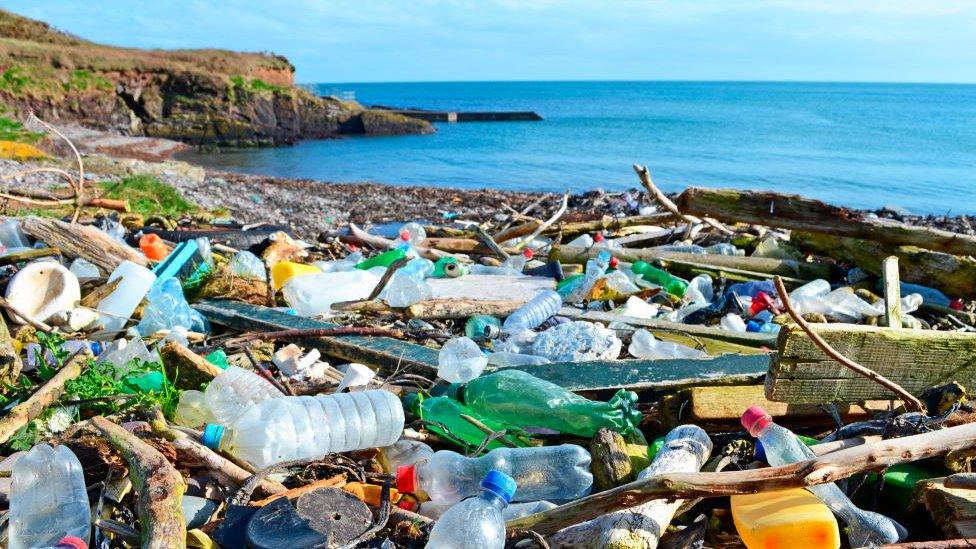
[270,261,321,290]
[731,488,840,549]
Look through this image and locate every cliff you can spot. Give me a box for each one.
[0,9,432,146]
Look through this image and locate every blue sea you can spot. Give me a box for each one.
[183,81,976,214]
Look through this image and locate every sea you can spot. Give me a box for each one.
[182,81,976,215]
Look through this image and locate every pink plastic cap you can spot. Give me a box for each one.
[522,248,534,259]
[593,233,605,242]
[56,536,88,549]
[395,464,418,494]
[399,230,411,241]
[741,405,772,437]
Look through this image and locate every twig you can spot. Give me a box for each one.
[0,296,54,332]
[774,276,925,412]
[474,225,510,260]
[366,256,410,301]
[459,414,518,448]
[514,192,569,251]
[243,346,292,396]
[227,326,405,346]
[633,165,733,235]
[0,351,87,444]
[27,114,86,222]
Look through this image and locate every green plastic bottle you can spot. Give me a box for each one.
[355,248,407,270]
[464,315,501,340]
[631,260,688,297]
[403,393,530,453]
[445,369,642,438]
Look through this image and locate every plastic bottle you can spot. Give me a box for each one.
[465,315,502,340]
[379,438,435,473]
[9,444,91,549]
[174,389,214,428]
[656,243,742,256]
[96,260,157,333]
[136,277,209,336]
[314,251,363,273]
[727,280,777,299]
[382,257,434,307]
[502,248,534,273]
[566,249,612,302]
[732,487,840,549]
[204,366,284,424]
[203,390,404,468]
[720,313,747,332]
[502,500,558,521]
[629,329,708,359]
[446,369,641,438]
[399,444,590,505]
[424,470,515,549]
[139,233,170,261]
[741,406,906,546]
[356,248,408,270]
[0,218,30,249]
[399,222,427,247]
[631,261,687,297]
[403,394,530,453]
[227,251,267,280]
[437,336,488,382]
[502,290,563,333]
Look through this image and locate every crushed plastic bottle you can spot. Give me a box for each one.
[629,329,708,359]
[446,369,641,438]
[741,406,906,546]
[530,321,622,362]
[204,366,284,424]
[382,257,434,307]
[228,251,267,280]
[136,277,209,336]
[423,470,515,549]
[728,280,777,299]
[202,390,404,468]
[96,260,157,333]
[438,336,488,382]
[9,444,90,549]
[720,313,748,332]
[566,249,612,302]
[465,315,502,340]
[398,444,591,505]
[502,289,562,333]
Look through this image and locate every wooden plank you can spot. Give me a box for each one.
[491,354,769,392]
[914,478,976,538]
[883,256,903,329]
[193,299,439,376]
[768,323,976,403]
[676,187,976,256]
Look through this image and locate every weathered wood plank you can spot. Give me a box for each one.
[882,256,902,329]
[194,299,439,376]
[768,323,976,403]
[492,354,770,392]
[914,477,976,539]
[676,187,976,257]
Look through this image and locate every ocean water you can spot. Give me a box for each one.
[183,81,976,214]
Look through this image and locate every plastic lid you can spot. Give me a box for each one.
[56,536,88,549]
[741,405,772,437]
[522,248,534,259]
[481,469,517,503]
[396,464,418,494]
[593,233,604,242]
[608,257,620,269]
[201,424,225,449]
[399,230,410,241]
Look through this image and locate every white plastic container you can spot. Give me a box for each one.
[203,390,404,468]
[629,329,708,359]
[96,260,156,332]
[282,270,380,317]
[424,470,515,549]
[204,366,284,424]
[437,337,487,382]
[9,444,90,549]
[174,390,215,428]
[397,444,592,505]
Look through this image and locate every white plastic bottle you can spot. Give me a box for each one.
[174,389,215,428]
[96,260,156,332]
[437,337,488,382]
[9,444,91,549]
[204,366,284,424]
[203,390,405,468]
[425,470,516,549]
[502,289,563,333]
[397,444,592,505]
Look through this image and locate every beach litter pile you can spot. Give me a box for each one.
[1,160,976,549]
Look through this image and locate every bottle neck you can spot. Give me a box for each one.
[480,489,509,509]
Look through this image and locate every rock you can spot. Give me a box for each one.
[530,321,622,362]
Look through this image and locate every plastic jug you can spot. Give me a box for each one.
[9,444,91,549]
[204,366,284,424]
[742,406,906,546]
[424,470,515,549]
[398,444,591,505]
[446,369,641,438]
[96,260,157,333]
[437,336,488,382]
[732,488,840,549]
[502,289,562,333]
[203,390,404,468]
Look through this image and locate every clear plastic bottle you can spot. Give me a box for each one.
[379,438,434,473]
[487,351,550,367]
[314,251,363,273]
[96,260,157,333]
[502,248,534,273]
[204,366,284,424]
[0,218,29,249]
[628,329,708,359]
[720,313,747,332]
[228,251,267,280]
[656,243,742,256]
[203,390,405,468]
[502,290,563,333]
[383,257,434,307]
[399,222,427,247]
[567,249,612,302]
[438,337,488,383]
[399,444,590,505]
[424,470,515,549]
[465,315,502,340]
[175,390,215,428]
[9,444,91,549]
[741,406,906,546]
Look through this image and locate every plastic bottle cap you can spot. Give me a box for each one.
[522,248,534,259]
[396,464,418,494]
[593,233,604,242]
[481,469,517,503]
[608,257,619,269]
[56,536,88,549]
[201,423,225,449]
[399,230,410,241]
[741,405,772,437]
[950,299,964,311]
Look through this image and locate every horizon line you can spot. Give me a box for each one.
[300,78,976,87]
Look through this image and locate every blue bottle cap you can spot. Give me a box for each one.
[481,469,517,503]
[201,424,225,450]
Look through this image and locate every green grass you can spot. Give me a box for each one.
[62,69,112,92]
[0,108,44,143]
[0,65,31,93]
[101,175,198,217]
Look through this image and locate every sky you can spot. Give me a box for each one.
[3,1,975,84]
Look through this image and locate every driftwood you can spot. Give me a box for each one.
[22,216,148,273]
[882,256,903,329]
[676,186,976,256]
[0,352,87,444]
[159,341,222,390]
[406,299,525,319]
[634,166,732,236]
[549,425,712,549]
[507,420,976,535]
[913,477,976,539]
[590,428,638,492]
[91,416,187,549]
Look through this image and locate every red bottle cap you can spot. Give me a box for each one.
[750,291,778,316]
[395,464,418,494]
[399,230,410,242]
[56,536,88,549]
[608,257,619,269]
[950,299,964,311]
[522,248,534,259]
[741,405,773,437]
[593,233,605,243]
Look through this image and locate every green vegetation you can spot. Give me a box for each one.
[63,69,112,92]
[0,115,43,143]
[101,174,198,217]
[228,75,291,103]
[0,65,30,93]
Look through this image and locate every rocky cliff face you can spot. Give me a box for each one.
[0,9,432,146]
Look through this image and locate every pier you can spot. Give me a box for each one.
[373,107,542,122]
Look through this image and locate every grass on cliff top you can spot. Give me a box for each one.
[101,175,199,217]
[0,111,43,143]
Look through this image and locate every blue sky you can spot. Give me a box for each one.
[4,1,975,84]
